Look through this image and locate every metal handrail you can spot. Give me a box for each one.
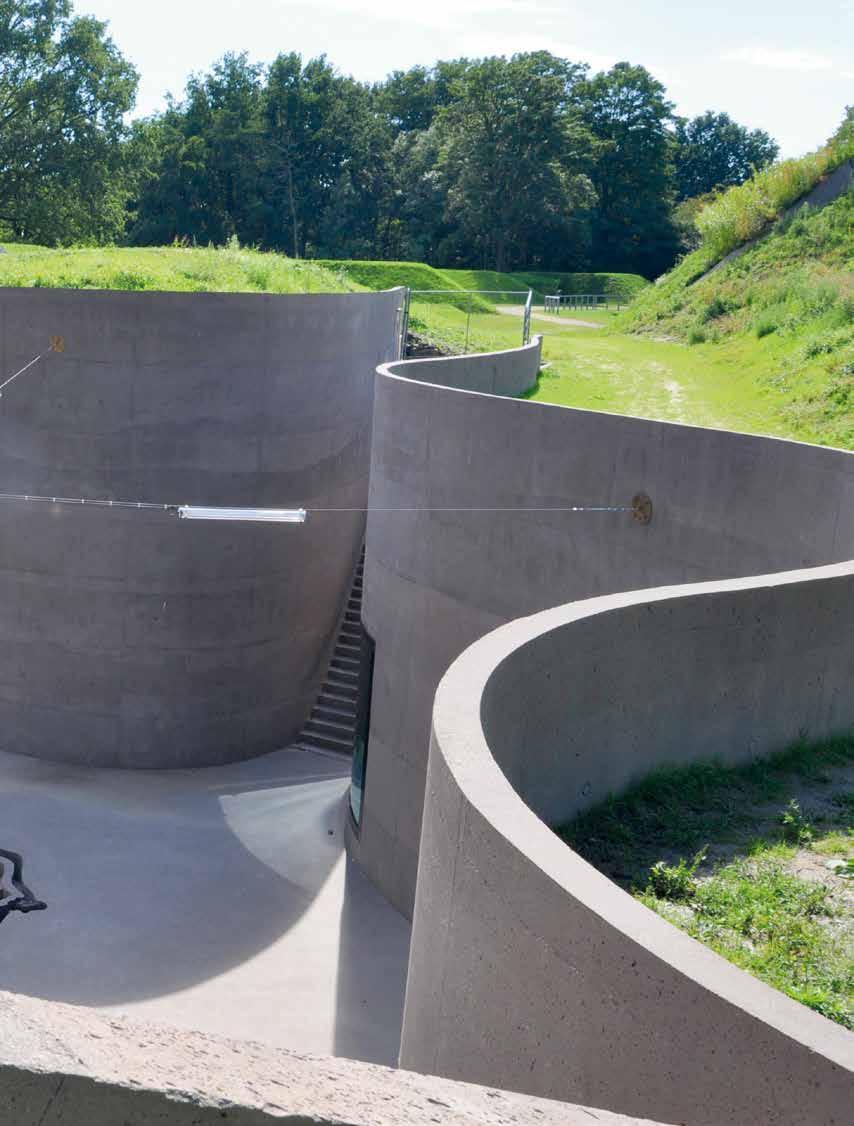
[402,288,535,356]
[523,289,534,346]
[544,293,626,313]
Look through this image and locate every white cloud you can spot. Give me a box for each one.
[723,46,834,71]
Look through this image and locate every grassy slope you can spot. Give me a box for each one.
[513,270,649,301]
[616,190,854,447]
[559,738,854,1028]
[438,267,649,302]
[317,259,492,311]
[0,244,355,294]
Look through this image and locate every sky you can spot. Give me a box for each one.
[82,0,852,157]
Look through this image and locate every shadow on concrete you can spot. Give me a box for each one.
[332,856,410,1065]
[0,748,347,1005]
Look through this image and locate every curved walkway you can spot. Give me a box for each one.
[0,745,410,1065]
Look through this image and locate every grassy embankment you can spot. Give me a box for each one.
[559,738,854,1028]
[0,244,357,294]
[348,131,854,447]
[319,259,647,307]
[616,131,854,447]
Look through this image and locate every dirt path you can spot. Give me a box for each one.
[496,304,604,330]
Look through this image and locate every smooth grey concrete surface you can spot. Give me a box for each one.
[0,992,674,1126]
[391,336,541,396]
[0,745,410,1065]
[402,563,854,1125]
[352,351,854,916]
[0,286,401,767]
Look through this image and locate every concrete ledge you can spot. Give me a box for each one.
[381,335,542,396]
[401,562,854,1125]
[0,990,669,1125]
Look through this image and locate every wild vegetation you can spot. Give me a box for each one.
[558,739,854,1028]
[0,1,780,280]
[0,243,354,294]
[617,113,854,446]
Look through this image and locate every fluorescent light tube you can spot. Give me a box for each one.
[177,507,307,524]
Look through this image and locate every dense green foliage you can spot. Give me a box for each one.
[0,0,828,281]
[674,111,779,200]
[0,0,138,244]
[0,242,356,293]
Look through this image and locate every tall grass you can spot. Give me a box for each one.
[696,128,854,261]
[0,243,356,294]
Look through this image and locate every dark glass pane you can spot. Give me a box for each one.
[349,628,375,827]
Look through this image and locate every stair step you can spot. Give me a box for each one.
[294,739,352,759]
[306,715,356,737]
[331,655,360,671]
[299,730,354,753]
[320,688,358,708]
[324,680,358,698]
[336,641,362,656]
[326,665,358,682]
[314,701,357,722]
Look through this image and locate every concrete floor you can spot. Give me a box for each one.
[0,746,410,1066]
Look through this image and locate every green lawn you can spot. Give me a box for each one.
[0,243,355,294]
[413,301,813,443]
[559,738,854,1028]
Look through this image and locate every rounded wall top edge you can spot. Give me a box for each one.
[430,556,854,1070]
[377,343,854,457]
[380,334,543,378]
[0,285,404,305]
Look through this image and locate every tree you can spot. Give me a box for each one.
[0,0,138,244]
[578,63,679,277]
[264,53,392,258]
[674,111,779,200]
[436,52,594,272]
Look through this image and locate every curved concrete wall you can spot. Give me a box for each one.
[0,286,401,767]
[401,564,854,1125]
[353,344,854,914]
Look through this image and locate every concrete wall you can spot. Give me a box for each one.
[401,564,854,1125]
[392,336,542,396]
[352,346,854,915]
[0,287,401,767]
[0,990,672,1126]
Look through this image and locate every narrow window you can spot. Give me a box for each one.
[349,629,375,827]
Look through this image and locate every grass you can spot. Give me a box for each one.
[512,270,649,302]
[408,300,809,439]
[697,130,854,261]
[0,243,355,294]
[558,738,854,1028]
[615,190,854,448]
[317,259,493,311]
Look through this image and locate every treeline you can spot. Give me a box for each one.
[2,1,781,278]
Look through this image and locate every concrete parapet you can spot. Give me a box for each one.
[401,563,854,1125]
[353,340,854,917]
[0,990,670,1126]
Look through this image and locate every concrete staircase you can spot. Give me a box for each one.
[294,549,364,758]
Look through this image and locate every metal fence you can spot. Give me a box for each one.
[398,288,535,358]
[544,293,626,313]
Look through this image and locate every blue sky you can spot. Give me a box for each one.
[84,0,852,157]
